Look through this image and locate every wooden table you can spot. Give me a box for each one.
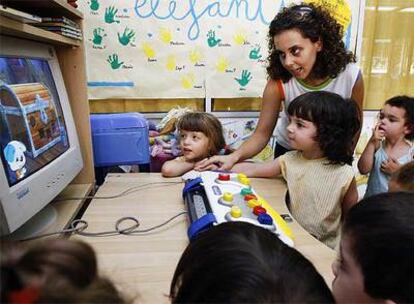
[73,173,335,303]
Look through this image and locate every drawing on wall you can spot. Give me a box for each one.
[80,0,361,99]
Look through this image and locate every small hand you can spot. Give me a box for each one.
[118,27,135,46]
[249,46,262,59]
[89,0,99,11]
[235,70,252,87]
[207,30,221,47]
[371,123,385,144]
[105,6,120,24]
[92,28,105,45]
[380,157,400,175]
[106,54,123,69]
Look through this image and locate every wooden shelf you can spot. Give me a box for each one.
[0,0,83,19]
[0,15,81,46]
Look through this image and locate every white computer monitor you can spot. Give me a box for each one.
[0,36,83,237]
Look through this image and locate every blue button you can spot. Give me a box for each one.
[258,213,273,225]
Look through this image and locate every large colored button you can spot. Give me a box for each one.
[253,206,266,215]
[247,199,261,208]
[258,213,273,225]
[237,173,247,181]
[239,177,250,186]
[218,173,230,181]
[222,192,233,202]
[230,206,242,218]
[240,188,253,196]
[244,194,257,201]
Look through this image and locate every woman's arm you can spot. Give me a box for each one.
[358,124,383,174]
[351,72,365,149]
[231,158,281,178]
[161,157,195,177]
[341,178,358,216]
[195,79,283,171]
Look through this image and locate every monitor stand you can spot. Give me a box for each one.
[4,205,58,241]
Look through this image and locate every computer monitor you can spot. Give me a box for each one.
[0,36,83,237]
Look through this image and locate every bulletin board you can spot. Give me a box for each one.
[80,0,362,100]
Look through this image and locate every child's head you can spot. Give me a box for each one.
[1,239,126,303]
[380,95,414,140]
[332,192,414,303]
[177,112,225,161]
[170,222,334,303]
[389,161,414,192]
[267,3,355,82]
[287,91,360,165]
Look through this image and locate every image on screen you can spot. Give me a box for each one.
[0,57,70,187]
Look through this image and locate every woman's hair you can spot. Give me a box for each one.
[287,91,360,165]
[390,161,414,192]
[342,192,414,303]
[177,112,225,156]
[0,239,126,303]
[170,222,334,303]
[267,3,355,82]
[384,95,414,140]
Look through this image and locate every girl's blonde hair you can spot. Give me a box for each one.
[177,112,225,156]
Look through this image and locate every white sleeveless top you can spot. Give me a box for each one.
[275,63,361,149]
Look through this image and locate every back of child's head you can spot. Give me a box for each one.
[0,239,126,303]
[170,222,334,303]
[177,112,225,155]
[267,2,355,82]
[389,161,414,192]
[384,95,414,140]
[287,91,360,165]
[342,192,414,303]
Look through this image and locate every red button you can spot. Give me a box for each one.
[218,173,230,181]
[244,194,257,201]
[253,206,266,216]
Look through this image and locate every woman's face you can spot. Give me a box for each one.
[273,29,322,84]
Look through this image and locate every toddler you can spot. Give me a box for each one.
[388,160,414,192]
[358,95,414,197]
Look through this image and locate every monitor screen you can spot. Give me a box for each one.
[0,57,70,187]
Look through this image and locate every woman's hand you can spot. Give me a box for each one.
[195,154,239,171]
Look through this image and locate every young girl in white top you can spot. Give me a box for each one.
[358,96,414,197]
[233,91,360,249]
[162,112,226,177]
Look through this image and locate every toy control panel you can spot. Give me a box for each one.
[182,171,294,247]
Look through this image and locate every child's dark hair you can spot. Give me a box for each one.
[0,239,127,303]
[390,161,414,192]
[170,222,334,303]
[267,3,355,82]
[287,91,360,165]
[384,95,414,140]
[343,192,414,303]
[177,112,225,156]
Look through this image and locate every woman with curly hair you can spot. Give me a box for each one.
[232,91,361,249]
[197,3,364,170]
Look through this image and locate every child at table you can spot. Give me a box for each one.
[0,239,127,303]
[388,160,414,192]
[358,96,414,197]
[170,222,334,303]
[162,112,226,177]
[232,91,360,249]
[332,192,414,303]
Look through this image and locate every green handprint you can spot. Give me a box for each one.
[118,27,135,46]
[89,0,99,11]
[207,30,221,47]
[107,54,123,70]
[235,70,252,87]
[92,28,106,45]
[105,6,120,24]
[249,46,262,60]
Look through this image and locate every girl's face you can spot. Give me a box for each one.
[287,115,322,158]
[273,29,322,84]
[180,130,210,161]
[332,235,380,304]
[378,104,411,140]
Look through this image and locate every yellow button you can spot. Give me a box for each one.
[230,206,242,218]
[237,173,247,181]
[239,177,250,186]
[223,192,233,202]
[247,199,261,208]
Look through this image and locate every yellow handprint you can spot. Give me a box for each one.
[142,42,156,58]
[159,27,172,44]
[216,57,229,72]
[181,73,195,89]
[233,31,246,45]
[166,55,176,71]
[188,48,202,64]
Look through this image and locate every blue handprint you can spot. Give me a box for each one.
[249,46,262,60]
[207,30,221,47]
[89,0,99,11]
[107,54,124,70]
[235,70,252,87]
[118,27,135,46]
[105,6,120,24]
[92,28,106,45]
